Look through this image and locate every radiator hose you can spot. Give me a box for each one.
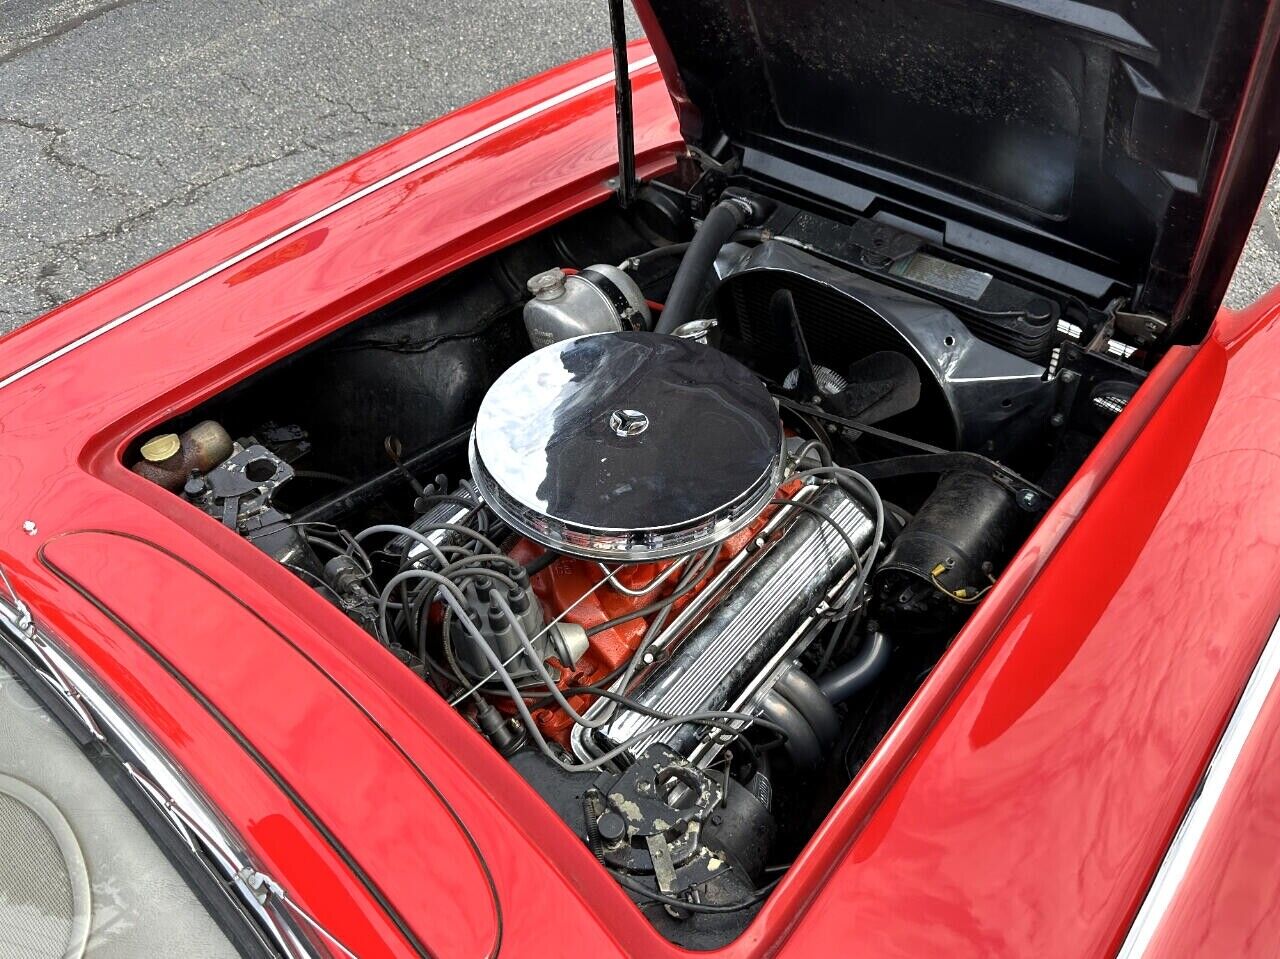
[654,197,756,334]
[817,631,891,705]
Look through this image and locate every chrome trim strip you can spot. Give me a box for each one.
[1116,613,1280,958]
[0,599,319,957]
[0,54,659,392]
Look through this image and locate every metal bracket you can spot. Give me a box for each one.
[853,452,1052,513]
[1114,310,1168,344]
[686,143,740,176]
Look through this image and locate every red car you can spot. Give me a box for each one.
[2,1,1280,956]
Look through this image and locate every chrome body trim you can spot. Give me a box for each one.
[1116,613,1280,958]
[0,55,658,392]
[0,598,327,958]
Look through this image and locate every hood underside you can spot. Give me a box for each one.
[635,0,1280,341]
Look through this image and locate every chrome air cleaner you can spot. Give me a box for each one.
[470,331,783,561]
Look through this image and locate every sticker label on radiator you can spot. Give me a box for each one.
[895,252,992,301]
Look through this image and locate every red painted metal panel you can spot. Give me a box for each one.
[1142,635,1280,959]
[43,530,501,958]
[775,291,1280,958]
[1,27,1279,956]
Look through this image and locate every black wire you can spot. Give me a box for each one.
[283,564,344,604]
[303,533,349,558]
[623,228,768,274]
[523,549,561,576]
[617,873,778,914]
[815,606,863,676]
[524,661,632,709]
[625,241,690,268]
[293,469,353,485]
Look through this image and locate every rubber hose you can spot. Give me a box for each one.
[759,690,822,768]
[817,631,891,705]
[523,549,560,576]
[774,667,841,744]
[654,199,751,334]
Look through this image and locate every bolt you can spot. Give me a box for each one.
[1050,412,1066,427]
[21,520,36,536]
[1144,319,1160,332]
[597,811,627,845]
[1060,370,1078,383]
[1018,490,1038,509]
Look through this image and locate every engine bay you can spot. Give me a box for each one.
[127,177,1148,948]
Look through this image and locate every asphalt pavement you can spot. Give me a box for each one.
[0,0,1276,335]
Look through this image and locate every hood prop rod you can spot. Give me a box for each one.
[609,0,637,209]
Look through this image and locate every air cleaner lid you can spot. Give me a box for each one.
[470,331,783,561]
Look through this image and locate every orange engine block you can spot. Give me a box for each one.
[505,485,796,746]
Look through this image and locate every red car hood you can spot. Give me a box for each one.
[2,39,1280,959]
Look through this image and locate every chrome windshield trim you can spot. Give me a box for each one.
[0,54,658,392]
[0,598,322,958]
[1116,612,1280,958]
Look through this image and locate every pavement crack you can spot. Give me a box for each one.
[101,145,144,162]
[0,115,66,137]
[305,86,387,129]
[0,0,152,66]
[176,146,310,199]
[0,115,127,193]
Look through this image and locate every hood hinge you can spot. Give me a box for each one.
[1114,309,1169,345]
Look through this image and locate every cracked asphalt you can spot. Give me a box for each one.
[0,0,1276,335]
[0,0,639,333]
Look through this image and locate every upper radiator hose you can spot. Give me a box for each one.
[655,196,757,334]
[818,631,891,705]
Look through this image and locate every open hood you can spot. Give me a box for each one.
[634,0,1280,343]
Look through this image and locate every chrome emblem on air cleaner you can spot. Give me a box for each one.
[609,409,649,437]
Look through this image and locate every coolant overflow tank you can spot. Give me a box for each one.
[523,265,651,348]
